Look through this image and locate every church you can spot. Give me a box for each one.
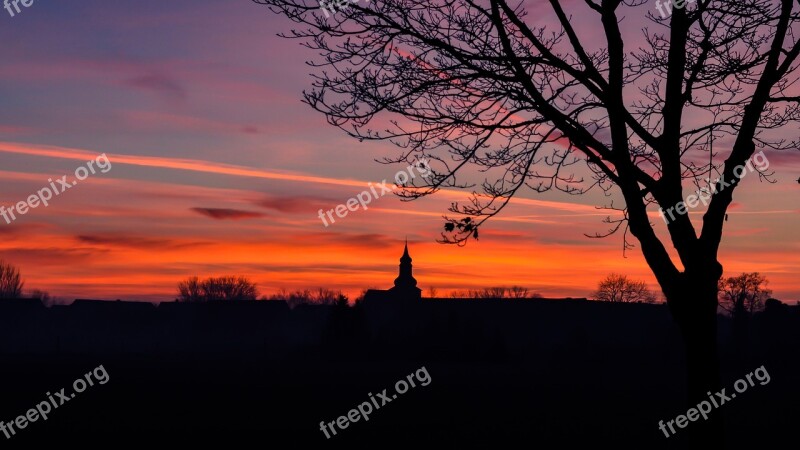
[363,240,422,302]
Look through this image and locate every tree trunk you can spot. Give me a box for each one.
[667,273,724,448]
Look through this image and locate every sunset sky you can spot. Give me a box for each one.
[0,0,798,302]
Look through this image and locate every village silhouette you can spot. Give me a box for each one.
[0,242,797,447]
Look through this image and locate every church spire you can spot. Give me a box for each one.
[401,237,411,263]
[393,239,418,291]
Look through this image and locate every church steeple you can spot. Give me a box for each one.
[400,238,411,262]
[388,239,421,300]
[361,239,423,303]
[394,239,417,289]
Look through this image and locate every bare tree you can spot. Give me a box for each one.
[718,272,772,317]
[0,260,24,298]
[484,286,508,298]
[177,276,259,302]
[508,285,530,298]
[594,273,657,303]
[259,0,800,442]
[312,287,339,305]
[446,286,539,298]
[177,276,203,302]
[268,287,348,307]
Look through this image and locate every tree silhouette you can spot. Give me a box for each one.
[267,287,348,308]
[507,285,530,299]
[718,272,771,317]
[0,260,24,298]
[593,273,657,303]
[258,0,800,442]
[177,276,259,302]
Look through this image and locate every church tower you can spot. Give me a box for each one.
[388,239,422,300]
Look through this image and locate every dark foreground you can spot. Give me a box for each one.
[0,298,797,448]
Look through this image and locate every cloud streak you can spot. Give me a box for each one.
[191,207,266,220]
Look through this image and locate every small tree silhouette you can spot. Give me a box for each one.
[718,272,771,318]
[0,261,24,298]
[508,286,530,299]
[268,288,348,308]
[177,276,259,302]
[593,273,657,303]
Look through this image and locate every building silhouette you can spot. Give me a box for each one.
[363,240,422,302]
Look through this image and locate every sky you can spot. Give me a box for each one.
[0,0,797,302]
